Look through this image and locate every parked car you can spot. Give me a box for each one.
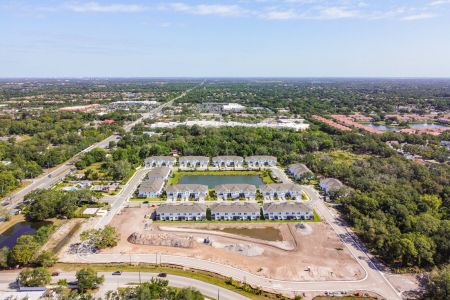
[157,273,167,278]
[51,272,60,276]
[112,271,122,276]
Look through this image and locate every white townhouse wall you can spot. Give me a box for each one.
[319,178,344,194]
[259,183,304,201]
[210,202,260,221]
[245,155,277,167]
[288,163,313,179]
[212,156,243,168]
[138,178,165,198]
[155,203,206,221]
[179,156,210,168]
[145,167,172,180]
[144,156,176,167]
[215,184,257,201]
[263,202,313,220]
[166,184,208,202]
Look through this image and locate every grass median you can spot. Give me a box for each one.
[53,263,291,300]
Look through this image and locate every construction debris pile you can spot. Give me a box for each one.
[128,232,194,248]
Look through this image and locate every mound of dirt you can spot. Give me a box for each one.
[128,232,194,248]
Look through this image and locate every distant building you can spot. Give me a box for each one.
[144,156,176,167]
[212,156,243,168]
[222,103,245,113]
[166,184,208,202]
[246,155,277,167]
[210,202,260,221]
[319,178,344,194]
[259,183,304,201]
[263,202,313,220]
[155,203,206,221]
[138,178,165,198]
[179,156,210,169]
[288,163,313,180]
[215,184,257,201]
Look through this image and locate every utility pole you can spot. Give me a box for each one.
[217,288,220,300]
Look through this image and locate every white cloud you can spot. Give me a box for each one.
[318,7,358,19]
[429,0,450,6]
[401,13,436,21]
[65,2,146,13]
[169,3,244,17]
[263,9,298,20]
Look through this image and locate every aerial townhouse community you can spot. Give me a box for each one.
[135,155,342,222]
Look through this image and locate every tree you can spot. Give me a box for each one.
[35,250,57,267]
[18,267,51,287]
[76,268,104,291]
[206,208,211,221]
[423,265,450,300]
[110,160,131,180]
[0,247,10,269]
[80,226,119,250]
[9,235,39,266]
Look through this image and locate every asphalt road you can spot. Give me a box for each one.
[64,178,402,299]
[0,271,248,300]
[1,83,202,212]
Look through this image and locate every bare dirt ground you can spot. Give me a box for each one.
[104,207,364,281]
[44,219,84,254]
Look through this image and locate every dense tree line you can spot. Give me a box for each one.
[305,153,449,268]
[0,112,115,197]
[25,189,96,221]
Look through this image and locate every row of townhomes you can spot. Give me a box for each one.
[154,201,313,221]
[164,183,305,202]
[144,155,277,168]
[166,184,208,202]
[137,167,171,198]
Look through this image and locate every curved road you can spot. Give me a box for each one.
[63,183,402,300]
[0,271,248,300]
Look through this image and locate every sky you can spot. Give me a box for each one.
[1,0,450,78]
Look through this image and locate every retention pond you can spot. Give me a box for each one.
[178,175,263,188]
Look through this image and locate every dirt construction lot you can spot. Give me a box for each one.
[103,206,364,281]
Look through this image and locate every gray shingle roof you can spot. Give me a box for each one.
[212,156,243,162]
[215,184,257,194]
[210,202,260,214]
[263,202,312,213]
[156,203,206,214]
[166,184,208,194]
[288,163,312,175]
[320,178,344,191]
[145,156,176,162]
[259,183,303,193]
[246,155,277,161]
[179,156,210,163]
[139,178,165,193]
[146,167,171,179]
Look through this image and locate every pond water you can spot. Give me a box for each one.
[408,123,449,129]
[178,175,263,188]
[366,123,449,131]
[365,124,399,131]
[0,221,46,249]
